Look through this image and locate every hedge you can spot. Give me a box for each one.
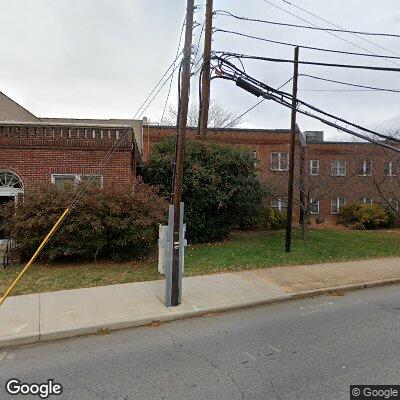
[338,203,391,230]
[0,181,167,261]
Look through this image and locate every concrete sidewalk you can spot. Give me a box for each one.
[1,257,400,348]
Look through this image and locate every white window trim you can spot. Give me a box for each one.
[271,152,289,172]
[51,174,104,187]
[271,197,287,211]
[361,197,372,205]
[331,160,347,177]
[358,160,372,176]
[309,160,319,176]
[385,161,397,177]
[310,198,320,214]
[331,197,346,214]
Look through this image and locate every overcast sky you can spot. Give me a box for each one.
[1,0,400,140]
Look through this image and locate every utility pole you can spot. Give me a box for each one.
[285,46,299,253]
[199,0,213,136]
[171,0,194,306]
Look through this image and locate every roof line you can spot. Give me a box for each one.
[0,91,40,121]
[0,120,134,128]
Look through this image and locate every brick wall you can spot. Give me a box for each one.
[0,123,136,189]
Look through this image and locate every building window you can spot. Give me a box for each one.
[251,151,257,168]
[331,197,346,214]
[310,198,320,214]
[331,160,346,176]
[52,174,103,187]
[271,197,287,211]
[385,161,397,176]
[360,197,372,204]
[358,160,372,176]
[271,152,289,171]
[309,160,319,176]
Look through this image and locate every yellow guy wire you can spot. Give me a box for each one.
[0,207,70,306]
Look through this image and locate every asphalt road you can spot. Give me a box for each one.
[1,284,400,400]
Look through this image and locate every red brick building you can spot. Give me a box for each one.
[1,90,398,236]
[144,125,400,225]
[0,92,143,205]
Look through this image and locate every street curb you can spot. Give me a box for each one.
[1,278,400,349]
[290,277,400,300]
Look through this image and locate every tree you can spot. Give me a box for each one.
[350,132,400,221]
[141,138,265,243]
[162,100,243,128]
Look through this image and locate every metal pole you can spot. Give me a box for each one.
[171,0,194,306]
[285,46,299,253]
[199,0,213,136]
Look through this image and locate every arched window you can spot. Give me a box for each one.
[0,171,24,196]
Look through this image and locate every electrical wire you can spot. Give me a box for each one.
[217,69,400,153]
[161,17,186,124]
[71,54,186,208]
[259,0,400,67]
[299,74,400,93]
[214,29,400,60]
[214,51,400,72]
[220,76,294,128]
[213,55,400,144]
[133,50,184,119]
[299,89,399,92]
[192,21,206,69]
[278,0,400,58]
[214,10,400,39]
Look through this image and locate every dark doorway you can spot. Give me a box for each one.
[0,196,13,239]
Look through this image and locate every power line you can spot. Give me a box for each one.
[161,18,186,124]
[133,50,184,119]
[192,21,206,67]
[299,74,400,93]
[214,10,400,39]
[259,0,400,67]
[214,56,400,144]
[72,54,186,207]
[279,0,400,58]
[220,70,400,152]
[220,76,294,128]
[270,92,400,153]
[214,29,400,60]
[214,51,400,72]
[299,89,398,92]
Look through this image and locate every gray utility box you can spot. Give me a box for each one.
[158,223,187,275]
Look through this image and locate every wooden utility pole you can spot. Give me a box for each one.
[171,0,194,306]
[199,0,213,135]
[285,46,299,253]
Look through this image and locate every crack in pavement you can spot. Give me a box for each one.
[158,327,245,399]
[195,352,246,400]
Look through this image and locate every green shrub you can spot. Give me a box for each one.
[338,203,389,230]
[356,204,389,230]
[141,138,265,243]
[0,181,167,261]
[256,206,286,230]
[383,205,398,228]
[337,203,361,226]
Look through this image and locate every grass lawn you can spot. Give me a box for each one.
[1,229,400,297]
